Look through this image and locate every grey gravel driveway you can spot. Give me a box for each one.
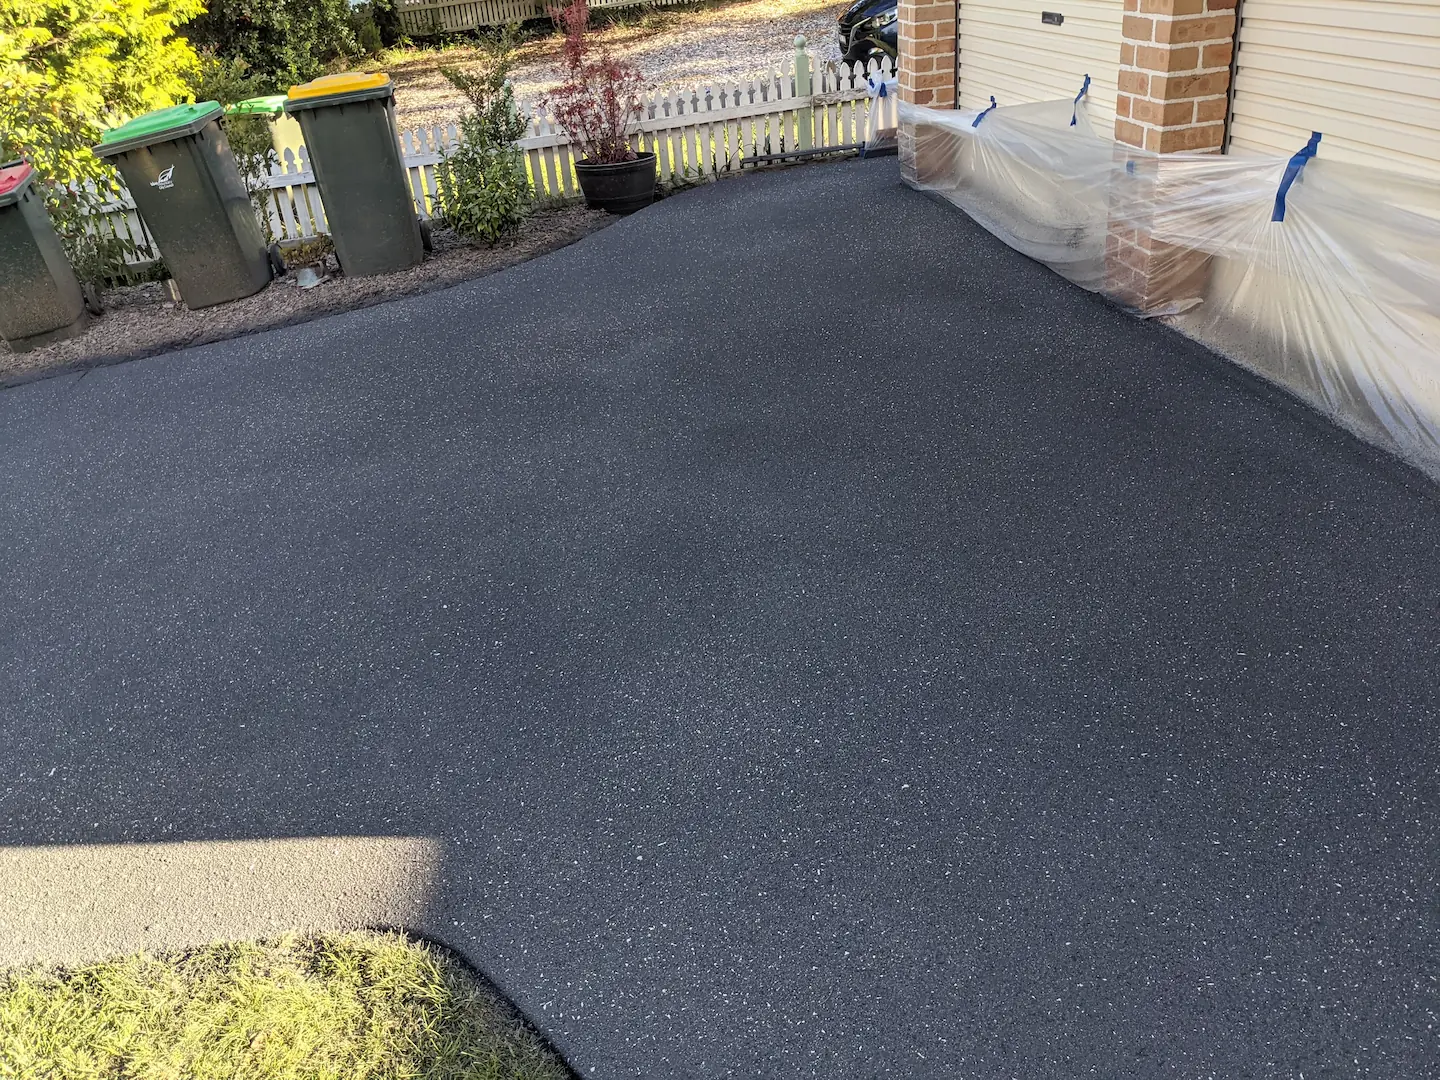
[2,158,1438,1078]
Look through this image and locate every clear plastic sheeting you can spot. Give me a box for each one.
[863,75,899,157]
[899,98,1440,479]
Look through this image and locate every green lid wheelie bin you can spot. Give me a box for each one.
[284,73,424,278]
[95,102,273,309]
[0,162,89,352]
[226,95,306,162]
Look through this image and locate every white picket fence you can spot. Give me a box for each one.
[90,47,896,268]
[396,0,696,36]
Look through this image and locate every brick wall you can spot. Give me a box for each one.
[897,0,956,108]
[1114,0,1238,153]
[1109,0,1238,313]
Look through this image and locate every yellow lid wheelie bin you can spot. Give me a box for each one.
[284,73,425,278]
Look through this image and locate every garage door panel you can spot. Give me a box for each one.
[959,59,1119,119]
[966,39,1117,81]
[1236,70,1440,132]
[961,67,1119,121]
[957,0,1125,127]
[962,7,1128,46]
[1229,0,1440,181]
[1230,102,1440,163]
[1235,46,1440,101]
[1228,119,1440,184]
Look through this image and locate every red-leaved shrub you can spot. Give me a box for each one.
[542,0,648,164]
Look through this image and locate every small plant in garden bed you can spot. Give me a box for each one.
[282,235,336,270]
[436,39,533,245]
[542,0,657,214]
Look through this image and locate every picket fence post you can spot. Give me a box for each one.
[794,35,813,153]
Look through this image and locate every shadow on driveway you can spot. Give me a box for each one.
[2,158,1437,1078]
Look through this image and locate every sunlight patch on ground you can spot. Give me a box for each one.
[0,836,442,968]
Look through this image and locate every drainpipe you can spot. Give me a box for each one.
[953,0,961,108]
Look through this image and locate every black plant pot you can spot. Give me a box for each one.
[574,153,657,214]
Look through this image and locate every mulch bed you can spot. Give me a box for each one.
[1,206,613,389]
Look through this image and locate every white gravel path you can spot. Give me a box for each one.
[390,0,850,130]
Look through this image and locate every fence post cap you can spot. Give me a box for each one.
[794,34,806,48]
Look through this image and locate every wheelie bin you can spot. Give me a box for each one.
[226,95,306,163]
[95,102,274,309]
[0,161,89,352]
[284,73,425,277]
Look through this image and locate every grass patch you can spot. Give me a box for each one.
[0,930,573,1080]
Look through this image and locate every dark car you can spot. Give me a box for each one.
[838,0,899,66]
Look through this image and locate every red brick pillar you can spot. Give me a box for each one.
[1107,0,1238,314]
[897,0,957,182]
[897,0,956,108]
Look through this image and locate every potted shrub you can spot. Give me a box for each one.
[543,0,656,214]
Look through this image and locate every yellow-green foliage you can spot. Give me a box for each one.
[0,0,206,188]
[1,0,207,281]
[0,931,572,1080]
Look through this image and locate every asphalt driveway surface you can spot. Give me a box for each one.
[2,158,1438,1078]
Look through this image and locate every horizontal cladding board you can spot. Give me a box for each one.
[1236,67,1440,129]
[1236,0,1438,36]
[1234,45,1440,101]
[1240,23,1440,68]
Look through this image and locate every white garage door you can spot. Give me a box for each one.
[956,1,1126,130]
[1228,0,1440,182]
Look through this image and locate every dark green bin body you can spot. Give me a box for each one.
[286,83,423,277]
[0,165,88,352]
[96,106,270,309]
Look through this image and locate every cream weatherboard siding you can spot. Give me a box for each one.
[1227,0,1440,182]
[956,1,1126,129]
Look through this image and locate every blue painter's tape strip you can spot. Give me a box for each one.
[1272,131,1322,222]
[1071,74,1091,126]
[972,96,997,128]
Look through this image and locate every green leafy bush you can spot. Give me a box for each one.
[436,53,533,245]
[350,1,392,59]
[1,0,205,284]
[183,0,361,90]
[353,14,385,60]
[367,0,407,49]
[189,51,281,241]
[191,52,276,176]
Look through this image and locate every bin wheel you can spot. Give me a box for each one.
[82,282,103,317]
[418,217,433,254]
[268,242,287,278]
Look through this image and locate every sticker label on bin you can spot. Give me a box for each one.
[150,165,175,191]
